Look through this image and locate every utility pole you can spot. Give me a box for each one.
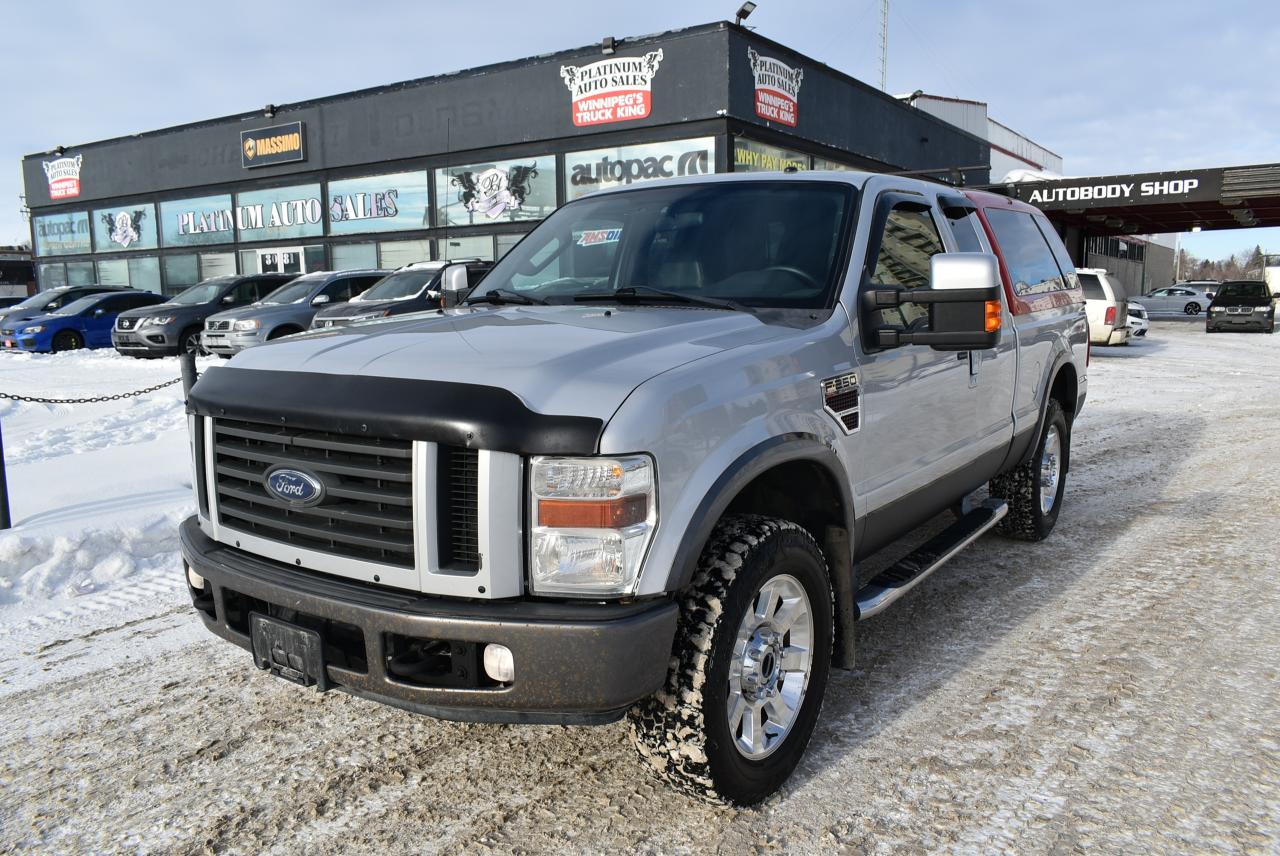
[879,0,890,91]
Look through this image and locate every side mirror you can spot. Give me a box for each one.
[311,294,331,306]
[221,294,235,304]
[93,308,106,317]
[438,264,471,308]
[1272,292,1280,300]
[863,253,1003,351]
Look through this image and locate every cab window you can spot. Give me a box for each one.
[944,208,986,253]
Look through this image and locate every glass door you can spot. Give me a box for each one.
[257,246,305,274]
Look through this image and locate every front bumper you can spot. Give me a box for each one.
[179,517,678,724]
[1207,312,1272,332]
[113,327,178,354]
[201,329,263,355]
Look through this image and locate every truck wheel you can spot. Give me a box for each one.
[628,515,833,805]
[991,399,1069,541]
[52,330,84,352]
[1184,302,1200,315]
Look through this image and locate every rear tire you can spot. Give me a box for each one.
[1184,302,1200,315]
[52,330,83,352]
[628,515,833,806]
[991,399,1069,541]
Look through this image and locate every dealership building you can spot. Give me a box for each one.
[21,21,989,295]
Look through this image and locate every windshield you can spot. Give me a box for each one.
[356,269,439,302]
[170,278,235,305]
[7,289,72,312]
[1215,282,1268,300]
[52,296,102,316]
[261,276,324,305]
[468,181,856,309]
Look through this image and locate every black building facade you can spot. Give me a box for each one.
[22,22,989,294]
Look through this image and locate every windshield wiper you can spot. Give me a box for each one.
[465,288,548,306]
[574,285,754,314]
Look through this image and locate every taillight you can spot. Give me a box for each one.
[1104,306,1116,326]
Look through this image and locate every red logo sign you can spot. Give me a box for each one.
[42,155,83,199]
[748,49,803,127]
[560,50,664,127]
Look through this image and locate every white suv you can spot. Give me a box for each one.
[1079,268,1130,346]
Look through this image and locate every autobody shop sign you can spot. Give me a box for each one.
[748,49,803,127]
[560,51,664,127]
[1016,170,1221,210]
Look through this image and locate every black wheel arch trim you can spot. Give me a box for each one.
[1004,350,1079,473]
[665,433,856,594]
[187,365,604,455]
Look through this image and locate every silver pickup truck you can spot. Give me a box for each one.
[180,172,1087,805]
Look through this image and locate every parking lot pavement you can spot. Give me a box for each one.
[1,322,1278,854]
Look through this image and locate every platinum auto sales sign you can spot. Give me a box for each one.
[560,50,664,127]
[748,48,803,127]
[42,155,84,200]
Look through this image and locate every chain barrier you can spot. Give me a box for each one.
[0,377,183,405]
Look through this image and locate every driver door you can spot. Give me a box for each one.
[847,190,984,554]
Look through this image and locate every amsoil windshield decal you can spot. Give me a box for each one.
[560,50,664,127]
[42,155,83,200]
[748,49,803,127]
[575,228,622,247]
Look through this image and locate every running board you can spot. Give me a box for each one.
[855,499,1008,620]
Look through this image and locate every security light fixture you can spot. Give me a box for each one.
[602,36,616,55]
[735,2,757,26]
[53,145,65,156]
[900,89,924,103]
[1191,224,1202,232]
[264,104,276,118]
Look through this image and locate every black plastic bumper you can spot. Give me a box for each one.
[179,517,678,724]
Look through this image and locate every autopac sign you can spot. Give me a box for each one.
[1018,170,1220,210]
[241,121,307,168]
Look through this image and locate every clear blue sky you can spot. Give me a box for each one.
[4,0,1278,260]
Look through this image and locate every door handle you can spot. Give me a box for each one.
[956,351,968,361]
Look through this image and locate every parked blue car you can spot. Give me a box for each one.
[1,290,166,352]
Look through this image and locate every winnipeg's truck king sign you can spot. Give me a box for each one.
[560,51,665,127]
[748,48,803,127]
[42,155,84,200]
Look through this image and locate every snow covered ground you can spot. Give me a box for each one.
[1,323,1278,853]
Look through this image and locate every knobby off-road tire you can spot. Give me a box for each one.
[628,515,833,806]
[991,398,1070,541]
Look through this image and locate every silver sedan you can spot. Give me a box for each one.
[1140,285,1216,315]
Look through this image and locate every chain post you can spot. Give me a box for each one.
[0,417,9,530]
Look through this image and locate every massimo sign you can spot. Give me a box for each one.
[241,121,307,168]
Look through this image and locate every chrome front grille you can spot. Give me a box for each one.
[206,319,232,331]
[1226,306,1252,314]
[116,317,138,331]
[212,418,416,567]
[197,415,522,598]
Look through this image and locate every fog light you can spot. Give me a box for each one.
[185,563,205,590]
[483,644,515,683]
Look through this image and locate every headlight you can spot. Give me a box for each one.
[233,319,261,331]
[1254,305,1273,314]
[1210,307,1224,313]
[529,455,656,597]
[21,325,44,333]
[142,315,174,326]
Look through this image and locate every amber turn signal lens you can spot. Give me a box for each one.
[984,300,1002,333]
[538,495,648,528]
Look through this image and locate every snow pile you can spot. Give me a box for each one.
[0,350,210,612]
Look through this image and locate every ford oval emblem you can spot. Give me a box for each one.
[264,467,325,507]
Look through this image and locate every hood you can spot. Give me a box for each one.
[6,311,69,331]
[206,302,302,324]
[227,305,788,421]
[117,301,208,320]
[315,297,415,319]
[1210,293,1272,307]
[0,308,56,325]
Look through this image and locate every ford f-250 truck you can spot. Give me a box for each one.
[180,172,1087,805]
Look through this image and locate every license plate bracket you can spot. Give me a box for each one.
[250,613,329,691]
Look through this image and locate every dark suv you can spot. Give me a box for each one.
[310,260,492,329]
[113,273,297,356]
[0,284,129,330]
[1205,280,1278,333]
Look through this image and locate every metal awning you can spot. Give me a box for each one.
[984,163,1280,235]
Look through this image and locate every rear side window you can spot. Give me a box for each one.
[1078,273,1106,300]
[1033,215,1079,291]
[984,209,1066,297]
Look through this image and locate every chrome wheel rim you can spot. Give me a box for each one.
[1039,426,1062,515]
[726,573,813,760]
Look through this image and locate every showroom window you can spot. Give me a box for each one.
[67,261,96,286]
[437,235,494,261]
[329,171,431,235]
[378,239,432,268]
[33,211,92,256]
[96,256,161,291]
[160,194,235,247]
[332,243,378,271]
[436,156,557,227]
[564,138,715,201]
[495,234,525,259]
[96,258,129,286]
[235,183,323,242]
[734,138,810,172]
[200,252,237,278]
[37,262,68,288]
[164,254,199,290]
[92,203,159,252]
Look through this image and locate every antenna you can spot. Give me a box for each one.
[441,115,451,262]
[878,0,889,91]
